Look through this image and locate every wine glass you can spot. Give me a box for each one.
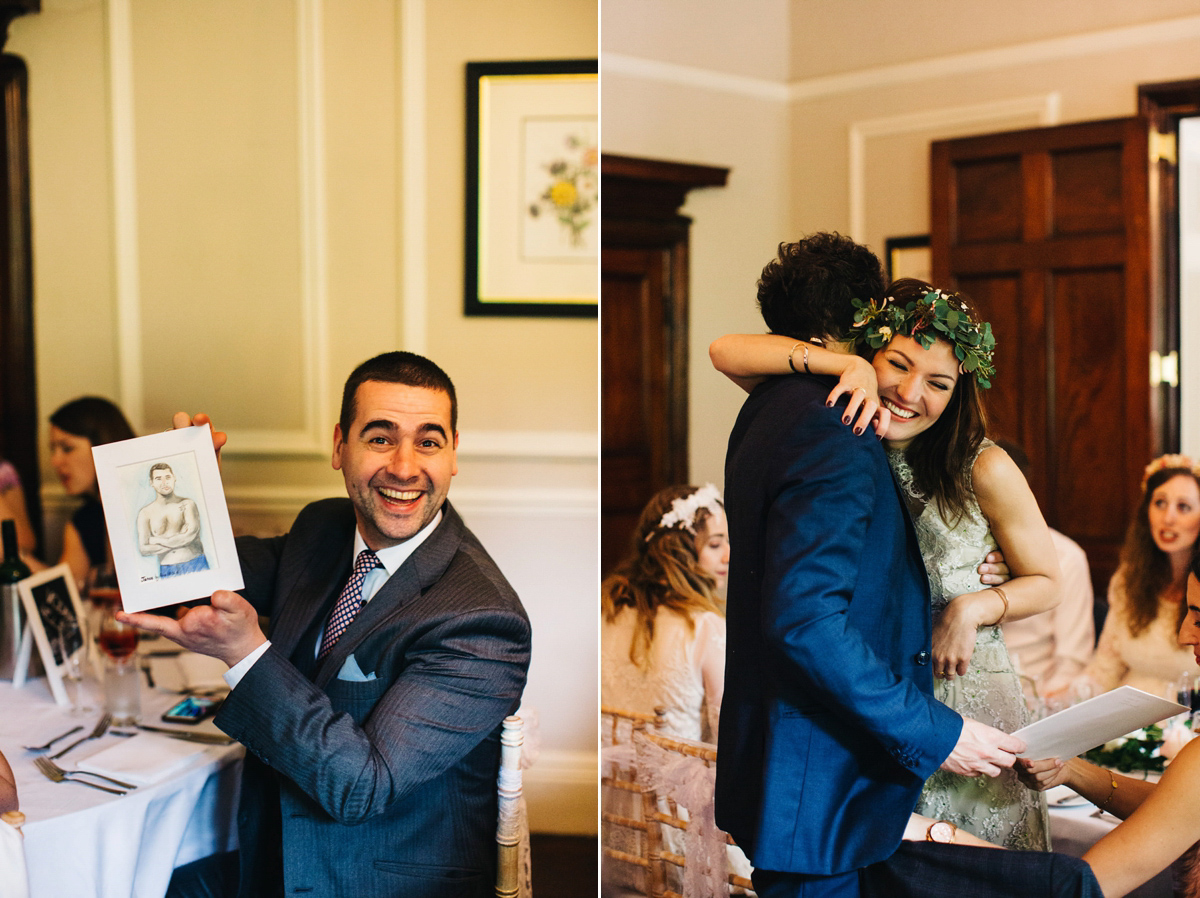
[96,590,141,725]
[57,629,94,716]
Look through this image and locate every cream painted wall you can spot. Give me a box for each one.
[11,0,597,835]
[602,0,792,488]
[603,0,1200,489]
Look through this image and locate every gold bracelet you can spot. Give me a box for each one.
[1097,770,1118,810]
[989,585,1009,626]
[788,341,803,374]
[803,345,812,373]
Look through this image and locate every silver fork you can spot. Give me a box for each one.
[34,758,136,792]
[49,712,112,760]
[32,757,127,795]
[23,724,84,752]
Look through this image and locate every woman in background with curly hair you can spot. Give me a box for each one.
[1068,455,1200,701]
[602,483,729,742]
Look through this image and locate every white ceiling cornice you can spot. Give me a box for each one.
[601,51,789,101]
[606,14,1200,104]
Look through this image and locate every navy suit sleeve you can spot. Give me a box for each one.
[218,596,530,823]
[762,403,960,777]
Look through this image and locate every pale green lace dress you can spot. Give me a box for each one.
[891,442,1051,851]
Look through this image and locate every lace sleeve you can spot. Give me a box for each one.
[1077,571,1130,694]
[693,612,727,742]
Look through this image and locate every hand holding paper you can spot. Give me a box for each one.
[941,717,1026,777]
[119,589,265,669]
[92,424,242,612]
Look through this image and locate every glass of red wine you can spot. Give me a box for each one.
[94,582,141,724]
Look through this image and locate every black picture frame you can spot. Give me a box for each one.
[884,234,931,284]
[464,59,597,317]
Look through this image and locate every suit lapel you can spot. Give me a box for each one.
[311,501,466,687]
[270,527,354,662]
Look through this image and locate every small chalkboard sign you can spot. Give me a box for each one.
[13,564,86,707]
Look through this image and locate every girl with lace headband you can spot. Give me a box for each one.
[710,278,1060,851]
[1063,454,1200,702]
[601,484,753,893]
[601,483,728,742]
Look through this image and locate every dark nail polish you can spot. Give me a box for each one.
[854,427,864,435]
[842,416,850,424]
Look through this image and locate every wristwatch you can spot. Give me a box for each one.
[925,820,958,844]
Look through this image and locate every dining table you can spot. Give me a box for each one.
[0,637,244,898]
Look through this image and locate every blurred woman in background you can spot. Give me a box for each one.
[601,483,729,742]
[42,397,135,585]
[1067,454,1200,701]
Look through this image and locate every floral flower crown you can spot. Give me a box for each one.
[1141,453,1200,490]
[846,288,997,389]
[647,483,723,540]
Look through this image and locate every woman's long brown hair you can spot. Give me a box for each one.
[601,485,723,668]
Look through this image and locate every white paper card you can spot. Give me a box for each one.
[92,425,243,612]
[1013,685,1188,760]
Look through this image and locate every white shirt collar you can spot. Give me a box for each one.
[352,507,443,577]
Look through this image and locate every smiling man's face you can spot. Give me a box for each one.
[332,380,458,550]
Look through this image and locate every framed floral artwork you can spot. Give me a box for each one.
[464,59,597,317]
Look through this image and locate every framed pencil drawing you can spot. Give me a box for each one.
[13,564,85,706]
[464,59,598,317]
[91,424,243,613]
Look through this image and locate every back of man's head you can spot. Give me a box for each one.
[756,232,885,342]
[339,351,458,435]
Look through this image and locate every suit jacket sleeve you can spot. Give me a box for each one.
[762,403,960,776]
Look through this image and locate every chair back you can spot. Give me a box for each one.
[0,811,29,898]
[600,708,754,898]
[495,715,528,898]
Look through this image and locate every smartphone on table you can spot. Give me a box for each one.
[161,695,222,724]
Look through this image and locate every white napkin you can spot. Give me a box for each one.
[78,733,208,785]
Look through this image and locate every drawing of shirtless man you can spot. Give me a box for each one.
[135,462,209,578]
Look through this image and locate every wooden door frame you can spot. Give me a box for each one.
[0,50,38,548]
[600,153,728,574]
[1138,78,1200,455]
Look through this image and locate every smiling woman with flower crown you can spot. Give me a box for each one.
[710,277,1061,851]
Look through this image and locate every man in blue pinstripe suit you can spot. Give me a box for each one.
[126,352,531,898]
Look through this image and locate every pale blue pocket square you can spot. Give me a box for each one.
[336,654,377,682]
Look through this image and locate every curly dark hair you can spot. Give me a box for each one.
[1120,465,1200,636]
[601,485,723,668]
[757,233,885,342]
[878,279,989,525]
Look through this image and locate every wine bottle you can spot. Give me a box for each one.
[0,519,30,679]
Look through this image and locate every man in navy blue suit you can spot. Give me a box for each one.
[715,234,1026,898]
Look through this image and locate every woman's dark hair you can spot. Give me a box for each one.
[878,279,988,524]
[757,233,885,342]
[1121,465,1200,636]
[49,397,135,447]
[601,485,723,668]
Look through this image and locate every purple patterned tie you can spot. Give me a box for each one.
[318,549,381,660]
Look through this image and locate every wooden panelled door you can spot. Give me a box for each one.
[931,117,1161,599]
[600,155,727,577]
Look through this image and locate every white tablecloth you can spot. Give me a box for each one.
[0,648,243,898]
